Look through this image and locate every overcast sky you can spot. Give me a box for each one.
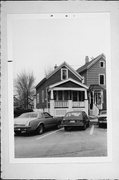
[10,13,110,86]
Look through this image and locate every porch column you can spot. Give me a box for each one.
[85,90,87,100]
[68,100,72,111]
[50,89,54,116]
[84,90,88,115]
[101,90,103,109]
[51,89,53,100]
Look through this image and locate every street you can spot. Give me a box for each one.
[15,123,107,158]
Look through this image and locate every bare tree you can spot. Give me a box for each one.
[14,71,35,110]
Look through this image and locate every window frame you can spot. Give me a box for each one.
[42,90,45,103]
[61,68,68,80]
[100,61,105,68]
[36,93,39,104]
[99,74,105,85]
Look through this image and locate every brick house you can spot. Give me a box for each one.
[77,54,107,116]
[36,62,88,117]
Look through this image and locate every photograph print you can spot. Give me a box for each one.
[10,13,110,159]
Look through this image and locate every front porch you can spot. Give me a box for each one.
[48,89,88,117]
[89,84,106,116]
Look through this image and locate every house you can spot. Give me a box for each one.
[77,54,107,116]
[36,62,88,117]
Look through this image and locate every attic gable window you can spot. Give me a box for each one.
[61,68,68,80]
[100,61,105,68]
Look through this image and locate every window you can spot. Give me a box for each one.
[99,74,105,85]
[73,91,77,101]
[58,91,62,100]
[37,93,39,104]
[64,91,68,100]
[53,91,57,100]
[79,91,85,101]
[43,112,52,118]
[100,61,105,68]
[61,68,68,80]
[42,90,44,103]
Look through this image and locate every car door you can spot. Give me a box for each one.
[43,112,55,128]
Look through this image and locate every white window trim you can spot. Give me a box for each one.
[61,68,68,80]
[37,93,39,104]
[42,90,44,103]
[99,74,105,85]
[100,61,105,68]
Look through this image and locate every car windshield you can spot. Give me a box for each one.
[100,110,106,115]
[19,112,42,118]
[65,112,82,118]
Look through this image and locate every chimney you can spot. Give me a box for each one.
[54,64,58,69]
[85,56,89,64]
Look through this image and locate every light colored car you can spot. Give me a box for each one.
[14,111,62,135]
[62,111,90,131]
[98,110,107,128]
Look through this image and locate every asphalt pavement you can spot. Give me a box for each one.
[15,122,107,158]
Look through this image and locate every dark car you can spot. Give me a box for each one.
[98,110,107,128]
[62,111,90,131]
[14,111,62,135]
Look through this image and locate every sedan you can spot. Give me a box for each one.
[62,111,90,131]
[98,110,107,128]
[14,111,62,135]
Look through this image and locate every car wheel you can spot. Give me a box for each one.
[83,124,86,130]
[15,131,21,136]
[87,121,90,127]
[99,123,101,128]
[56,122,61,129]
[37,124,44,135]
[64,127,69,131]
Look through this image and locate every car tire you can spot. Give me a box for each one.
[99,123,101,128]
[37,124,44,135]
[87,121,90,128]
[15,131,21,136]
[64,127,69,131]
[56,123,61,129]
[83,124,86,130]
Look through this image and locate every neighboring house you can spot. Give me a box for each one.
[77,54,107,116]
[36,62,88,117]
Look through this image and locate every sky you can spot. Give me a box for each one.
[9,13,110,86]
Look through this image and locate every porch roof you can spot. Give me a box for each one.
[49,78,89,90]
[89,84,105,91]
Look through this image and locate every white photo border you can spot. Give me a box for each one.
[1,1,119,179]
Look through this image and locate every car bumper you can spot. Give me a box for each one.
[62,121,84,127]
[14,126,32,133]
[98,121,107,124]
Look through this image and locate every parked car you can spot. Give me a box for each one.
[62,111,90,131]
[98,110,107,128]
[14,111,62,135]
[14,108,33,118]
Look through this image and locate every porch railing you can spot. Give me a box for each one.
[54,101,69,108]
[72,101,85,108]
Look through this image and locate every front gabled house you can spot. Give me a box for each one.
[36,62,88,117]
[77,54,107,116]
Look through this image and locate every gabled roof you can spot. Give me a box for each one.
[36,61,83,89]
[36,78,46,89]
[77,53,106,73]
[49,78,88,90]
[47,61,83,80]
